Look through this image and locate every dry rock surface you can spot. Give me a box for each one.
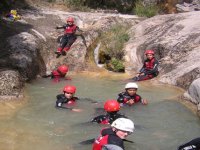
[0,7,139,98]
[124,11,200,107]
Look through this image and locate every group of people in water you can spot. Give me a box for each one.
[55,82,144,150]
[48,17,199,150]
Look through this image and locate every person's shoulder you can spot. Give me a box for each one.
[108,135,124,147]
[153,58,159,63]
[73,97,79,100]
[118,92,125,96]
[102,128,113,136]
[56,94,65,98]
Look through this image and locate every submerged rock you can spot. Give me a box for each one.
[184,78,200,106]
[0,70,23,99]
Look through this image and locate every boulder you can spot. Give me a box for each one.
[0,70,23,98]
[125,11,200,86]
[124,11,200,108]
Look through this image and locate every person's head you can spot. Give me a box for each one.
[63,85,76,99]
[125,82,138,96]
[111,118,134,139]
[145,50,154,60]
[57,65,68,75]
[104,100,120,113]
[66,17,74,25]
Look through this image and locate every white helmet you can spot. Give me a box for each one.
[111,118,134,133]
[125,82,138,89]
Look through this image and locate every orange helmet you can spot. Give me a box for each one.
[145,50,154,55]
[104,100,120,112]
[63,85,76,94]
[66,17,74,23]
[57,65,68,74]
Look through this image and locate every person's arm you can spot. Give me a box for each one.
[139,62,146,73]
[137,95,148,105]
[117,93,125,103]
[56,24,67,29]
[76,26,83,32]
[91,115,107,123]
[56,94,66,107]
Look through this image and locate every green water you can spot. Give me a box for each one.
[0,74,200,150]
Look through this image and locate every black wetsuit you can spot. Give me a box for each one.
[132,57,159,81]
[92,112,127,124]
[178,137,200,150]
[56,94,78,108]
[117,92,142,105]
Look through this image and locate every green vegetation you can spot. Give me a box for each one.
[134,0,159,18]
[63,0,90,11]
[110,58,125,72]
[98,24,130,72]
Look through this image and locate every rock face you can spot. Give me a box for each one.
[184,78,200,110]
[124,11,200,108]
[0,8,139,98]
[20,9,138,73]
[0,70,23,98]
[6,32,44,80]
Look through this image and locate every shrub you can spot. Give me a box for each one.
[98,24,130,72]
[100,24,130,60]
[134,0,159,18]
[110,58,125,72]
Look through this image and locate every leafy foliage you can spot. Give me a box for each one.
[98,24,130,72]
[134,0,159,18]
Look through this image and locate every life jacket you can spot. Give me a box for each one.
[52,70,66,78]
[120,92,141,104]
[64,25,77,34]
[145,58,155,70]
[101,119,110,125]
[64,97,76,106]
[52,70,60,78]
[92,135,109,150]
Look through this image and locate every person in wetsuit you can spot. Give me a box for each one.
[43,65,70,82]
[92,118,135,150]
[132,49,159,81]
[56,85,81,112]
[55,17,82,58]
[117,82,148,106]
[178,137,200,150]
[91,99,126,125]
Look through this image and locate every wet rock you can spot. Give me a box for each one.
[188,78,200,104]
[0,70,23,98]
[6,32,44,80]
[176,2,200,12]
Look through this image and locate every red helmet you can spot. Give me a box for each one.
[63,85,76,94]
[104,100,120,112]
[66,17,74,23]
[145,50,154,55]
[57,65,68,74]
